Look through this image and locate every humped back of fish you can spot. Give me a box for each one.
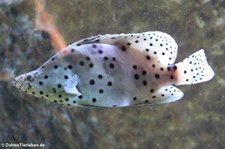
[13,31,214,108]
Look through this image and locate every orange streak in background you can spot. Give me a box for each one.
[35,0,67,52]
[0,70,15,81]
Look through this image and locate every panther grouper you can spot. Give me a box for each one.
[13,31,214,107]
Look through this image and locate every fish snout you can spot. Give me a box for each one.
[12,75,24,88]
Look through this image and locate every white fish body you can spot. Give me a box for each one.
[13,31,214,107]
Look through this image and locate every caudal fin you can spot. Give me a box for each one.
[175,49,214,85]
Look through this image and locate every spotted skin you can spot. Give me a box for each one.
[13,31,214,107]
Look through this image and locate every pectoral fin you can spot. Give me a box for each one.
[64,75,81,96]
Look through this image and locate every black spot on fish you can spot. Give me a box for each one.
[92,44,97,48]
[107,81,112,86]
[79,61,84,66]
[109,63,114,69]
[133,65,137,69]
[142,70,147,75]
[57,84,62,88]
[104,57,108,60]
[112,57,116,61]
[155,74,160,79]
[121,46,126,52]
[98,74,103,79]
[146,55,151,60]
[173,65,177,70]
[71,48,75,52]
[92,98,96,102]
[89,79,95,85]
[54,65,58,69]
[86,56,90,61]
[99,89,104,94]
[68,65,72,69]
[134,74,139,80]
[89,63,94,68]
[98,50,103,54]
[143,80,147,86]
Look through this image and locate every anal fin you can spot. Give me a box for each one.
[152,86,184,104]
[135,86,184,106]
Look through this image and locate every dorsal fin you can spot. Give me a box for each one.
[72,31,178,66]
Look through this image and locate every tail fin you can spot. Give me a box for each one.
[175,49,214,85]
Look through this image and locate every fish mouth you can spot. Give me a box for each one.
[12,77,19,87]
[12,75,28,91]
[12,77,23,90]
[13,71,37,94]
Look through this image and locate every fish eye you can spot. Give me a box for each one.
[26,75,35,82]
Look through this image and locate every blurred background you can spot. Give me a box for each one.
[0,0,224,148]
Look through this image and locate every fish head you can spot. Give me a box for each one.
[13,70,41,96]
[12,67,64,98]
[13,60,81,103]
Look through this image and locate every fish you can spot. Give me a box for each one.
[12,31,215,108]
